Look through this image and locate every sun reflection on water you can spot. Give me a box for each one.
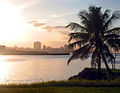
[0,56,12,84]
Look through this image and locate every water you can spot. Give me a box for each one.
[0,55,119,84]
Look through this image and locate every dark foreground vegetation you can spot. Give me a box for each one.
[0,77,120,88]
[69,68,120,80]
[0,87,119,93]
[0,79,120,93]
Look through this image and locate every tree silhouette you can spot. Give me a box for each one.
[66,6,120,74]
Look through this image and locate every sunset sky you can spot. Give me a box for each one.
[0,0,120,48]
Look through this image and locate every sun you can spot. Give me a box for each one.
[0,1,26,45]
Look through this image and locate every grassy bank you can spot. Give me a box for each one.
[0,78,120,88]
[0,87,119,93]
[0,78,119,93]
[69,68,120,80]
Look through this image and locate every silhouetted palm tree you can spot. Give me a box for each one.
[66,6,120,74]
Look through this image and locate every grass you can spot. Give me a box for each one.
[0,79,119,93]
[0,87,119,93]
[0,78,120,88]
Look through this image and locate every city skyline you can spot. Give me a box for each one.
[0,41,68,49]
[0,0,120,48]
[0,41,71,55]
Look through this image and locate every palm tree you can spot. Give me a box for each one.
[66,6,120,75]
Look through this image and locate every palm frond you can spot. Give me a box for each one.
[105,27,120,34]
[78,10,89,25]
[106,39,120,51]
[66,22,87,31]
[103,11,120,30]
[67,44,92,65]
[102,9,111,23]
[89,6,101,14]
[104,34,120,41]
[68,39,89,49]
[102,44,115,59]
[68,32,89,42]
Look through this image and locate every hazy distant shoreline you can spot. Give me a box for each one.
[0,53,70,55]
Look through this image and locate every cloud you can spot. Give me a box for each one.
[50,14,64,18]
[27,20,46,27]
[9,0,44,9]
[33,23,46,27]
[50,13,76,18]
[58,31,69,36]
[42,26,53,32]
[42,25,65,32]
[54,26,65,29]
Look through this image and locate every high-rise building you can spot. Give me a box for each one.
[43,45,46,50]
[34,41,41,50]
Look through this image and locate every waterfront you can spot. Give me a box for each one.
[0,55,119,84]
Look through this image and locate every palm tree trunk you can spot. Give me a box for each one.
[98,53,101,72]
[99,47,113,75]
[114,51,116,69]
[98,61,101,73]
[97,61,102,80]
[101,50,113,75]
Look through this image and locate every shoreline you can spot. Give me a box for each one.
[0,53,70,55]
[0,78,120,88]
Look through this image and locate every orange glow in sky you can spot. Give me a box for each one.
[0,1,69,48]
[0,0,119,48]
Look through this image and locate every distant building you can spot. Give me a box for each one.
[34,41,41,50]
[0,45,6,51]
[43,45,46,50]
